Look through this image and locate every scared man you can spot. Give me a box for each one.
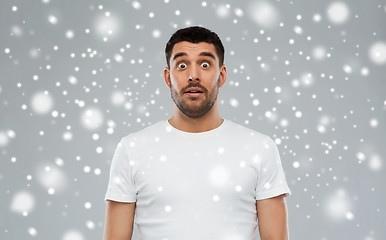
[104,26,291,240]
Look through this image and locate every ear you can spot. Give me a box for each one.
[163,67,171,89]
[218,64,227,88]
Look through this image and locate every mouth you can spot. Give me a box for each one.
[184,89,204,98]
[185,92,203,97]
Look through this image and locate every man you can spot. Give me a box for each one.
[104,26,291,240]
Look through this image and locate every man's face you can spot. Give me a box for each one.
[164,41,227,119]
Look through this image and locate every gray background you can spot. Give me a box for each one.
[1,0,386,239]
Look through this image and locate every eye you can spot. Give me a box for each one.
[177,63,187,69]
[201,62,210,68]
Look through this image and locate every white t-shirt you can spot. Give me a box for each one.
[105,118,291,240]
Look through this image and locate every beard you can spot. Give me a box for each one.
[170,77,220,119]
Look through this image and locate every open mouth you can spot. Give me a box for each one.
[185,90,203,97]
[185,92,202,97]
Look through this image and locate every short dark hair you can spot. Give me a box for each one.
[165,26,225,68]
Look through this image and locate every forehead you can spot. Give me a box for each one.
[171,41,218,60]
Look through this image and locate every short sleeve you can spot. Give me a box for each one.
[105,138,137,202]
[255,136,291,200]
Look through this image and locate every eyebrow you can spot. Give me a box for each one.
[199,52,216,60]
[172,52,187,61]
[172,51,217,61]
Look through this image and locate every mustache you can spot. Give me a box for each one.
[183,83,207,93]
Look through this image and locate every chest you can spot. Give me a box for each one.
[132,144,259,210]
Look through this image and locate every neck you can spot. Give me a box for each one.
[168,102,224,133]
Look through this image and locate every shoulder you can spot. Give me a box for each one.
[120,120,166,147]
[225,119,271,144]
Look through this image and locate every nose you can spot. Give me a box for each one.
[188,65,200,82]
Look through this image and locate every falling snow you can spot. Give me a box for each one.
[0,0,385,239]
[247,1,280,29]
[10,191,35,215]
[327,2,350,25]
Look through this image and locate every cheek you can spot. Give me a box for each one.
[208,73,220,88]
[170,72,186,88]
[169,78,182,92]
[207,70,219,79]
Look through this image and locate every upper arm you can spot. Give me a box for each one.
[256,194,289,240]
[103,200,136,240]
